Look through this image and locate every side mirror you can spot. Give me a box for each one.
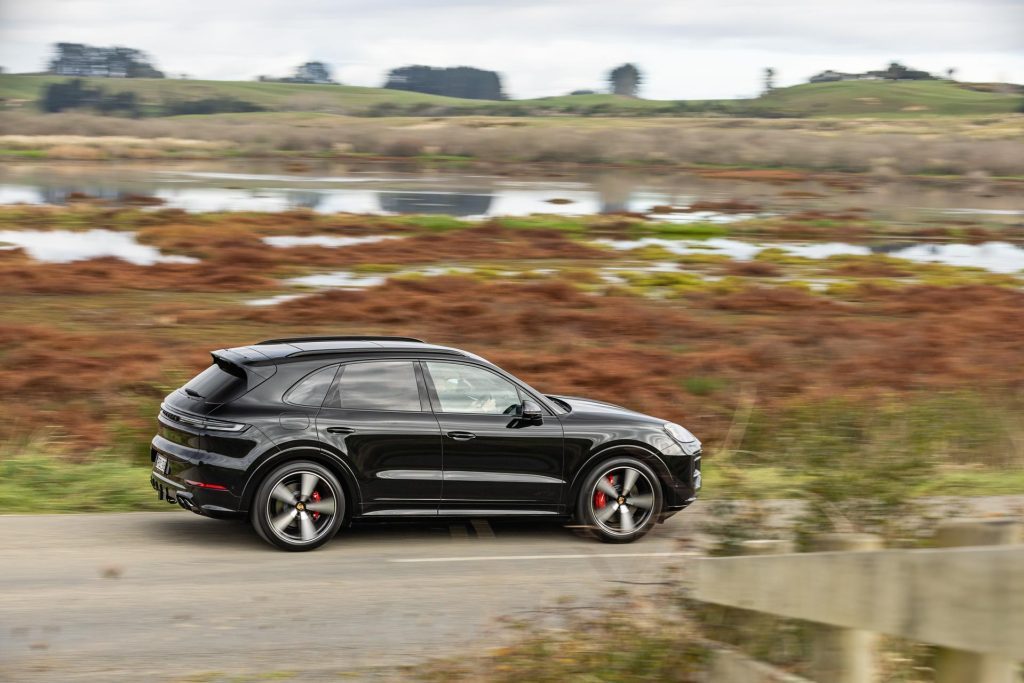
[521,399,543,421]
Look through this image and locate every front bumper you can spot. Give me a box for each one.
[660,453,701,520]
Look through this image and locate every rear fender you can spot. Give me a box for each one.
[239,444,360,516]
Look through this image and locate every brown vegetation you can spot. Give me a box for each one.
[2,207,1023,457]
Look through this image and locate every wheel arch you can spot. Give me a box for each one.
[567,442,672,509]
[240,444,360,519]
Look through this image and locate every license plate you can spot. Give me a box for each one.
[153,454,167,474]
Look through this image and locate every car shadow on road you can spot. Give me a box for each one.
[146,512,589,551]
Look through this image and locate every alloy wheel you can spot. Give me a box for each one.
[590,465,656,535]
[264,470,340,545]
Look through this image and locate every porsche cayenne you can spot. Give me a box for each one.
[151,336,702,551]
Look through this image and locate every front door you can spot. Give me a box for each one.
[421,360,564,513]
[316,360,443,515]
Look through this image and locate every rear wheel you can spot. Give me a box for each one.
[251,461,345,551]
[577,457,662,543]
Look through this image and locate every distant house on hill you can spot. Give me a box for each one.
[809,63,936,84]
[809,70,866,83]
[258,61,335,85]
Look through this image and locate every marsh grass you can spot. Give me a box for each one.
[413,595,708,682]
[707,392,1024,547]
[2,111,1022,175]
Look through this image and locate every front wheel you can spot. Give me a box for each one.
[251,461,345,551]
[577,457,662,543]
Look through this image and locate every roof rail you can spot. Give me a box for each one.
[256,335,426,346]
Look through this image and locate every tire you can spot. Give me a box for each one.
[576,456,663,544]
[250,460,346,551]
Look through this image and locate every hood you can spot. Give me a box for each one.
[548,394,663,424]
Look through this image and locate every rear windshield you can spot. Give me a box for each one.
[182,363,247,404]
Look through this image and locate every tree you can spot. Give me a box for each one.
[47,43,163,78]
[41,78,139,116]
[878,61,934,81]
[608,63,641,97]
[763,67,776,94]
[292,61,333,84]
[946,67,957,81]
[384,66,504,100]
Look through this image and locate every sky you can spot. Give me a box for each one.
[0,0,1022,100]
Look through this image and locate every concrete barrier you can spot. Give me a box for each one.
[690,520,1024,682]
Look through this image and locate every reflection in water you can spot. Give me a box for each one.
[377,191,493,216]
[285,190,327,210]
[0,161,1022,224]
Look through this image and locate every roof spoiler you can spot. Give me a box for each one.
[256,335,426,345]
[212,348,277,380]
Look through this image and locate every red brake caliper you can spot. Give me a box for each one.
[310,490,322,521]
[593,474,616,509]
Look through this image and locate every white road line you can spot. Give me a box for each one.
[390,551,694,563]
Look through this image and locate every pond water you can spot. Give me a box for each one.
[0,229,197,265]
[1,160,1022,225]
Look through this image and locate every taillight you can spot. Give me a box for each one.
[203,418,248,433]
[160,405,248,433]
[185,480,229,491]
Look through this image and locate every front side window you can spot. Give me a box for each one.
[284,364,339,407]
[425,362,521,415]
[329,361,421,412]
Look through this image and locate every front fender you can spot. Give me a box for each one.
[566,440,675,505]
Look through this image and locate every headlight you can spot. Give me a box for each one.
[664,423,701,455]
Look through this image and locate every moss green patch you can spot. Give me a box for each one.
[493,216,587,233]
[681,375,727,396]
[754,248,816,266]
[638,222,730,238]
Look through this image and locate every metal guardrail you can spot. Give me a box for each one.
[688,520,1023,683]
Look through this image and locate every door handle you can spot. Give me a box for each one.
[446,430,476,441]
[326,426,355,434]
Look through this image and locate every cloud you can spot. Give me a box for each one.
[1,0,1021,98]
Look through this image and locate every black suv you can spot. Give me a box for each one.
[151,336,702,551]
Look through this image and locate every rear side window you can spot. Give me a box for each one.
[328,361,422,412]
[182,364,246,404]
[284,365,339,407]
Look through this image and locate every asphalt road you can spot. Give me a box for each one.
[0,509,702,682]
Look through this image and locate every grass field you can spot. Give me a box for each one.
[1,73,1020,117]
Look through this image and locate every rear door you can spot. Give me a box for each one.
[422,360,564,513]
[315,359,443,516]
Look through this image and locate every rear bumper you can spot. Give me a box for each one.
[150,470,244,519]
[151,437,246,519]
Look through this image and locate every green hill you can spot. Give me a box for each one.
[0,74,477,113]
[0,74,1019,117]
[754,80,1022,116]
